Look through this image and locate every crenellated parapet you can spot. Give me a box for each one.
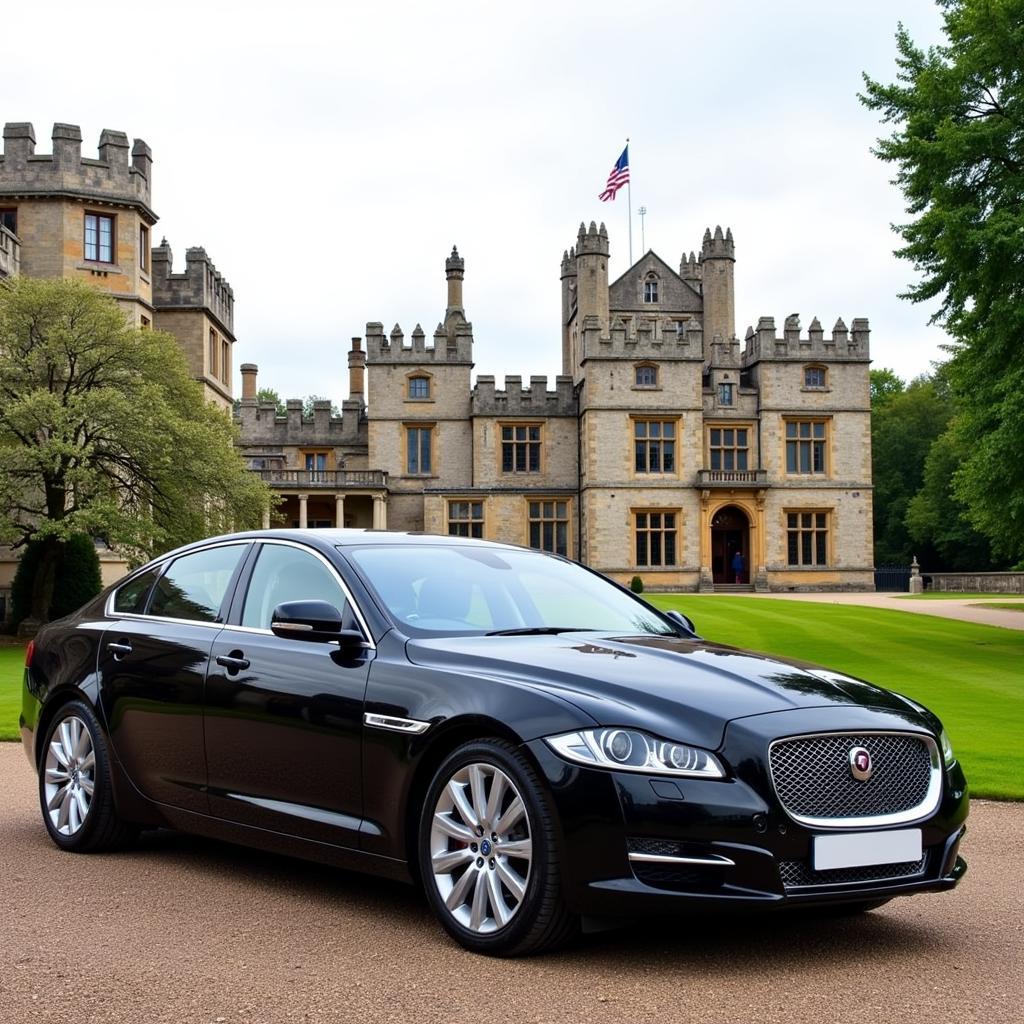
[364,320,474,364]
[576,220,609,257]
[742,314,871,362]
[472,375,577,417]
[0,122,154,217]
[580,313,705,361]
[235,396,363,446]
[151,239,234,333]
[701,225,734,261]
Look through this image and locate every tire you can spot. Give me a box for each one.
[38,699,136,853]
[418,739,578,956]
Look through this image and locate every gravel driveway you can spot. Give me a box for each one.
[1,743,1020,1023]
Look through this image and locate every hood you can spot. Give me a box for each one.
[405,632,926,751]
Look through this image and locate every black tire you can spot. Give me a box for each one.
[38,699,136,853]
[418,739,578,956]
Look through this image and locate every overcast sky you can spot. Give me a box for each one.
[5,0,948,406]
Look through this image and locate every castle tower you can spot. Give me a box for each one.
[0,121,157,325]
[700,225,735,344]
[560,246,577,376]
[575,221,610,331]
[445,245,465,325]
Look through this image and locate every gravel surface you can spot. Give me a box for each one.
[1,743,1021,1024]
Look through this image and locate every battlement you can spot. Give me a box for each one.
[472,375,577,417]
[679,250,701,282]
[364,320,474,364]
[580,313,705,361]
[151,239,234,333]
[700,225,734,261]
[575,220,609,257]
[0,122,153,214]
[234,395,364,446]
[742,314,871,362]
[560,245,577,278]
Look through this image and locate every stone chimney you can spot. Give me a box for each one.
[445,245,465,319]
[240,363,258,401]
[348,338,365,397]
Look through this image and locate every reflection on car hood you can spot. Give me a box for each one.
[405,632,926,750]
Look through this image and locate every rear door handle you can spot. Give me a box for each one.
[216,652,250,673]
[107,641,132,658]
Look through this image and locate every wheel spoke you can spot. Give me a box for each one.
[432,847,475,874]
[56,788,72,831]
[496,858,527,901]
[497,838,532,861]
[45,768,70,784]
[68,795,81,833]
[79,751,95,773]
[79,776,94,797]
[74,723,91,761]
[433,811,475,843]
[468,765,488,825]
[47,783,67,812]
[469,870,488,930]
[495,796,525,835]
[50,740,71,769]
[484,771,507,829]
[486,868,510,927]
[444,865,477,912]
[447,779,479,830]
[73,787,89,820]
[59,721,75,762]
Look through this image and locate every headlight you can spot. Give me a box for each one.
[545,728,725,779]
[939,728,956,768]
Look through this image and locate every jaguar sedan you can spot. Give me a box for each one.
[21,530,968,955]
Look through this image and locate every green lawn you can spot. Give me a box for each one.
[3,601,1021,799]
[648,596,1023,800]
[895,592,1023,600]
[975,603,1024,613]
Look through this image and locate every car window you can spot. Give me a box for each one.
[148,545,246,623]
[241,544,351,630]
[113,566,161,614]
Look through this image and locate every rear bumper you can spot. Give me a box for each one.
[525,728,969,918]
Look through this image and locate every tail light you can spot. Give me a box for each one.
[24,640,34,668]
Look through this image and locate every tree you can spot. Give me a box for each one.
[861,0,1024,562]
[9,532,103,627]
[303,394,341,418]
[0,277,272,621]
[870,367,905,407]
[257,387,285,414]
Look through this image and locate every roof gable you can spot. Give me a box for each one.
[608,250,702,314]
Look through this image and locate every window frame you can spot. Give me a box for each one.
[784,417,830,476]
[631,415,680,476]
[633,362,659,389]
[716,382,735,406]
[802,364,828,390]
[447,498,485,539]
[643,274,659,303]
[499,420,544,475]
[208,327,218,378]
[706,422,753,472]
[784,508,832,568]
[404,422,435,476]
[406,373,432,401]
[221,338,230,385]
[632,508,680,568]
[526,497,572,557]
[84,211,116,264]
[139,223,149,272]
[0,207,17,235]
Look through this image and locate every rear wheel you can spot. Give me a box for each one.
[418,739,577,956]
[39,700,136,853]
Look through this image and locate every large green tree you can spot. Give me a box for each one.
[861,0,1024,563]
[0,277,272,620]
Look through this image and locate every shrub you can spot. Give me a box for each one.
[9,534,103,626]
[629,575,644,593]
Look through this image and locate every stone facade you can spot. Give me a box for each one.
[241,228,874,591]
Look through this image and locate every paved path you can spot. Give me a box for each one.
[707,591,1024,631]
[0,745,1021,1023]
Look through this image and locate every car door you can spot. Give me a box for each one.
[204,540,372,847]
[97,542,250,814]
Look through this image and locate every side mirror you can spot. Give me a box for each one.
[665,609,698,637]
[271,600,367,648]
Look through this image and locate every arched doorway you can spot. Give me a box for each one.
[711,505,750,585]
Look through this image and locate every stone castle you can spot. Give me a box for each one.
[1,120,874,606]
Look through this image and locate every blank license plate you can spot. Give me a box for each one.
[813,829,922,871]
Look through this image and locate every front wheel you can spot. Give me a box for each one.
[418,739,577,956]
[39,700,136,853]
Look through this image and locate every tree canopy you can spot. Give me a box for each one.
[861,0,1024,563]
[0,277,271,579]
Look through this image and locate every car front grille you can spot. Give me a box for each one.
[779,856,927,889]
[769,732,938,826]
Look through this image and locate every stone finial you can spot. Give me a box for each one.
[598,222,608,237]
[131,138,152,178]
[98,128,129,167]
[832,317,849,343]
[445,245,464,276]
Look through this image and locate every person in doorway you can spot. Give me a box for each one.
[731,549,744,584]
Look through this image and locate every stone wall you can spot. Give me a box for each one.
[925,572,1024,594]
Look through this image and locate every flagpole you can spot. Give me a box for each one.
[626,137,633,266]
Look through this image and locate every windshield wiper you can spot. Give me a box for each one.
[485,626,598,637]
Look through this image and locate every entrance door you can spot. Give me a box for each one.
[711,505,750,584]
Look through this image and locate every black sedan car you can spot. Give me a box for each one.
[21,530,968,955]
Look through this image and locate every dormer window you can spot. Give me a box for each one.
[643,275,659,303]
[634,363,659,388]
[408,375,431,400]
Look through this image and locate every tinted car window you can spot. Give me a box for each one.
[149,545,245,623]
[242,544,350,629]
[113,566,160,614]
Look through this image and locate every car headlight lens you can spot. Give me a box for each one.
[545,728,725,778]
[939,728,956,768]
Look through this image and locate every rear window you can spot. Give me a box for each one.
[113,567,160,614]
[148,544,246,623]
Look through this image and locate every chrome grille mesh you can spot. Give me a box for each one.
[779,856,926,889]
[769,733,933,822]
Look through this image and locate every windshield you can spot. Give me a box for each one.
[344,544,675,638]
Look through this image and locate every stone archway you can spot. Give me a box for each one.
[711,504,750,585]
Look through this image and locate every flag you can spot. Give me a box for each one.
[598,144,630,201]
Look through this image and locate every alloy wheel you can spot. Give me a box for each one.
[43,715,95,837]
[429,762,533,934]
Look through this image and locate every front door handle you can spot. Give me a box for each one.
[107,640,132,658]
[216,651,250,674]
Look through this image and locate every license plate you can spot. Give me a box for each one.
[813,829,922,871]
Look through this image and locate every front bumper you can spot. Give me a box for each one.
[525,711,970,918]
